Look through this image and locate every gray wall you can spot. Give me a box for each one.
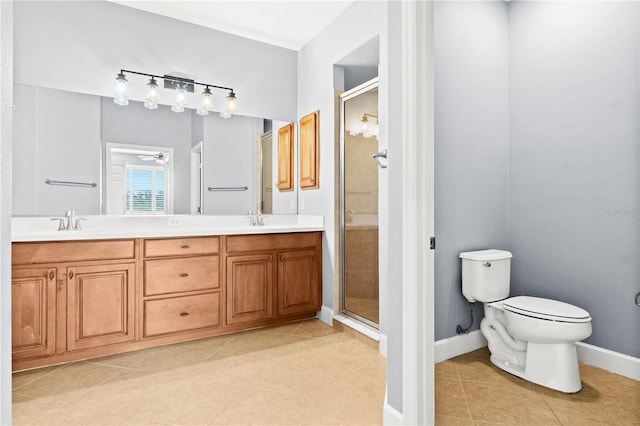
[14,1,297,122]
[102,98,193,214]
[202,114,261,214]
[435,1,640,359]
[13,85,102,216]
[434,1,510,340]
[509,1,640,357]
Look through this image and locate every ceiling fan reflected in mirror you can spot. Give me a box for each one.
[138,152,169,164]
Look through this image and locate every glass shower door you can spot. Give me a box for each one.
[340,79,380,328]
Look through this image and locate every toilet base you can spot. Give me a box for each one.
[490,342,582,393]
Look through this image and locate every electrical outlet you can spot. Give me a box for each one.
[168,217,182,227]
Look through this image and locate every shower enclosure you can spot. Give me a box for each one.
[339,78,380,328]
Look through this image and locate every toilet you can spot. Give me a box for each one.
[459,249,592,393]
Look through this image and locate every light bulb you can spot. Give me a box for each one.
[172,84,187,113]
[113,72,129,106]
[225,91,237,115]
[197,87,212,116]
[360,115,369,135]
[144,77,159,110]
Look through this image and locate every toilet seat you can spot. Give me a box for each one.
[503,296,591,323]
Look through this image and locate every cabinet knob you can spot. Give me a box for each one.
[68,271,74,279]
[180,312,189,317]
[280,256,284,261]
[180,245,190,249]
[179,273,189,278]
[49,271,55,281]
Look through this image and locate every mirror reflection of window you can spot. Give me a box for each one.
[125,166,165,214]
[106,144,174,215]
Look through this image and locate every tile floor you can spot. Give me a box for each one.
[13,319,387,425]
[436,347,640,425]
[13,321,640,426]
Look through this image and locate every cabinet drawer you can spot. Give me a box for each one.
[12,240,135,265]
[144,255,219,296]
[144,293,221,337]
[144,237,219,258]
[226,232,320,253]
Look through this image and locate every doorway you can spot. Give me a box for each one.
[190,142,203,214]
[340,78,381,328]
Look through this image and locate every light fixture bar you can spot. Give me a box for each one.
[119,69,234,92]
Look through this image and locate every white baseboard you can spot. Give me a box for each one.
[383,388,403,425]
[317,305,333,326]
[577,342,640,381]
[433,330,640,382]
[434,330,487,363]
[380,333,388,357]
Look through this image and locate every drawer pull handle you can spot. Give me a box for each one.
[180,245,190,249]
[180,312,189,317]
[179,273,189,278]
[49,271,55,281]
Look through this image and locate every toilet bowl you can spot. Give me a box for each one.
[460,250,592,393]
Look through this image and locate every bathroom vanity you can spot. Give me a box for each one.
[11,215,323,371]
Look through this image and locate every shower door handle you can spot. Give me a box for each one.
[372,149,388,169]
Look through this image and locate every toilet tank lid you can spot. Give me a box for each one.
[459,249,512,261]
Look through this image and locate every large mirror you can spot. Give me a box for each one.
[12,84,297,216]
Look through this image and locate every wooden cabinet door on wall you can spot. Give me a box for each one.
[67,263,135,351]
[12,268,57,360]
[277,250,320,316]
[299,111,319,189]
[226,254,274,324]
[277,122,294,191]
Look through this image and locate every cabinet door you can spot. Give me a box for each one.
[226,254,274,324]
[12,268,57,360]
[277,122,294,191]
[299,111,319,189]
[277,250,320,316]
[67,263,135,351]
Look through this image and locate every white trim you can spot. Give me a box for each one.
[401,1,435,425]
[434,330,488,363]
[380,333,388,357]
[432,333,640,383]
[577,342,640,381]
[190,141,203,214]
[383,388,404,426]
[333,314,380,341]
[317,305,333,326]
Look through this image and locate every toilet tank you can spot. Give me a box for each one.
[459,249,512,303]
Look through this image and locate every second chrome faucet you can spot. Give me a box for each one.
[51,210,87,231]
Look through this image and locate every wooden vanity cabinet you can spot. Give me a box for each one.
[226,253,274,324]
[277,249,320,316]
[142,236,222,338]
[12,267,57,361]
[11,232,321,371]
[226,232,322,325]
[11,239,137,368]
[66,263,135,351]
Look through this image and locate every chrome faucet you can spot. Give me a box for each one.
[51,210,87,231]
[247,210,264,226]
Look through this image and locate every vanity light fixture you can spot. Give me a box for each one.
[353,113,378,139]
[144,77,159,109]
[113,69,238,118]
[114,72,129,105]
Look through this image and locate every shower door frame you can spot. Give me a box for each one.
[339,77,380,330]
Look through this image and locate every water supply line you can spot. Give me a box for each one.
[456,302,475,334]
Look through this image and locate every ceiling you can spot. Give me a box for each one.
[108,0,355,50]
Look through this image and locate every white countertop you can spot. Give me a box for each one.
[12,214,324,242]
